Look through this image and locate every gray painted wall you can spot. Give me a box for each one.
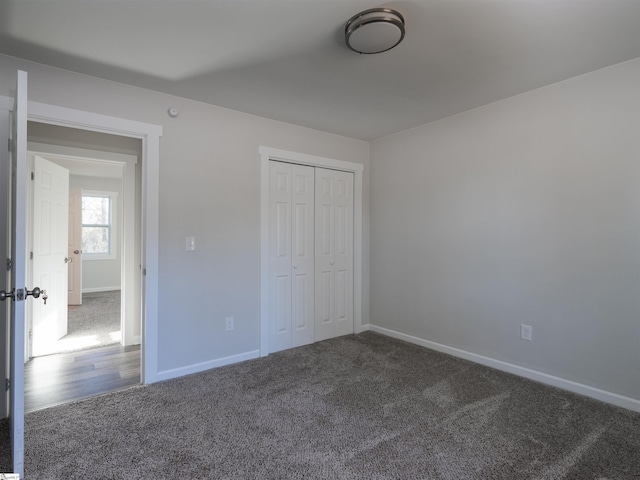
[370,59,640,401]
[0,53,371,373]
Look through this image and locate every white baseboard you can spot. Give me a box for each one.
[82,286,121,293]
[155,350,260,383]
[123,335,141,347]
[356,324,371,334]
[368,325,640,413]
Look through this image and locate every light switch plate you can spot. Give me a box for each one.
[186,236,196,251]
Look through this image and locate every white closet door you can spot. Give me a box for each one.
[315,168,354,342]
[268,161,314,353]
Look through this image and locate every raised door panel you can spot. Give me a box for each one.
[275,202,289,258]
[275,275,290,335]
[293,273,307,329]
[52,174,67,257]
[320,268,334,324]
[36,198,52,256]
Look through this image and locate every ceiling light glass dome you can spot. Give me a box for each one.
[345,8,405,54]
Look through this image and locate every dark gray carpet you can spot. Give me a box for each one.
[0,418,10,473]
[15,332,640,479]
[37,291,121,357]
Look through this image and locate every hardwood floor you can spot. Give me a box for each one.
[25,344,140,413]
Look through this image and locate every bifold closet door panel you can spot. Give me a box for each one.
[268,161,315,353]
[268,161,292,353]
[315,167,354,342]
[290,164,315,348]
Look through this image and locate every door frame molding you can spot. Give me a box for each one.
[15,99,163,383]
[259,146,364,357]
[26,144,140,349]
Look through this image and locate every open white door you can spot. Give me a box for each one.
[7,70,28,478]
[31,155,69,356]
[68,187,82,305]
[0,76,10,423]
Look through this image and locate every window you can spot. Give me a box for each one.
[82,191,117,259]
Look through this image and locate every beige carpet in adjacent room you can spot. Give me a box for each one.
[36,291,121,357]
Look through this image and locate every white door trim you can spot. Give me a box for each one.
[259,146,364,357]
[12,98,163,383]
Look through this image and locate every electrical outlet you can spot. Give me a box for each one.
[225,317,234,331]
[521,324,533,342]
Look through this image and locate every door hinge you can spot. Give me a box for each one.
[30,251,33,260]
[7,138,12,152]
[6,258,11,271]
[31,172,34,181]
[4,378,9,391]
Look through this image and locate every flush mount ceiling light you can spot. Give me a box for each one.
[345,8,405,54]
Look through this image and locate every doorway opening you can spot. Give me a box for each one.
[24,123,143,412]
[1,77,162,476]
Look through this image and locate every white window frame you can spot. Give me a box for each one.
[81,189,118,260]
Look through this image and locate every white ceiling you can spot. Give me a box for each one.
[2,0,639,140]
